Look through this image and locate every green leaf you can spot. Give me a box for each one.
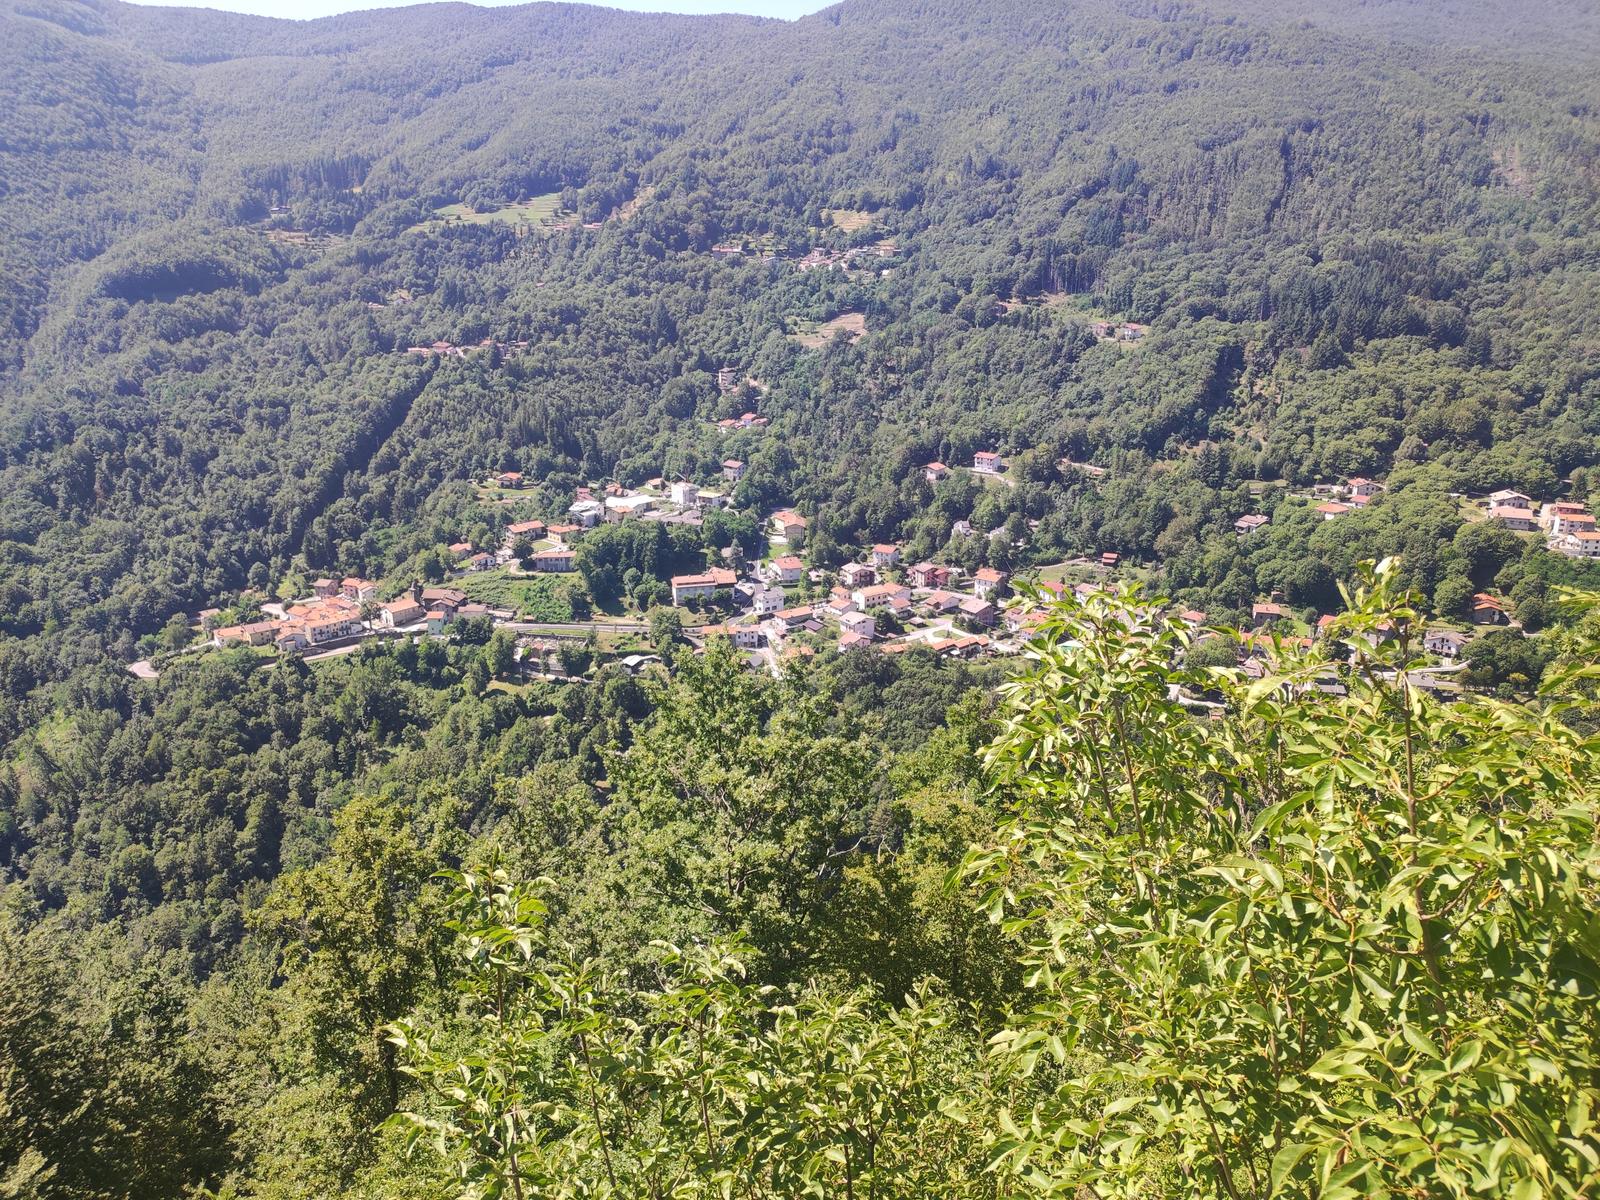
[1447,1039,1483,1074]
[1270,1142,1315,1195]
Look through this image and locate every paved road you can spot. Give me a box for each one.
[133,614,694,677]
[302,642,366,664]
[503,619,653,634]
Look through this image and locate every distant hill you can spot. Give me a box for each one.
[3,0,1598,374]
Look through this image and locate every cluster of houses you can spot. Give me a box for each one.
[1309,477,1384,521]
[483,473,741,553]
[714,410,769,432]
[1230,478,1386,535]
[668,535,1024,664]
[1483,490,1598,558]
[922,449,1007,483]
[704,240,897,273]
[794,241,899,272]
[405,337,529,360]
[212,577,374,653]
[210,574,522,657]
[1089,320,1148,342]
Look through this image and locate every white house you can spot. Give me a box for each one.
[1558,530,1600,559]
[605,494,656,519]
[852,583,910,609]
[840,562,876,589]
[532,549,576,572]
[768,555,804,585]
[569,499,604,527]
[669,481,699,508]
[974,567,1007,600]
[1489,505,1538,531]
[671,572,719,605]
[771,510,807,544]
[840,610,876,640]
[1485,489,1532,508]
[973,450,1004,474]
[381,598,425,627]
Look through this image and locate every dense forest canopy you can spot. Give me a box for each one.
[2,0,1600,1195]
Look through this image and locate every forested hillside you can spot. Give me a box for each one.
[2,0,1600,1195]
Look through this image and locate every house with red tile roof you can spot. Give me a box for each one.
[1489,505,1537,531]
[1470,593,1509,625]
[770,511,807,543]
[532,549,576,573]
[840,562,876,589]
[768,554,804,584]
[1557,530,1600,559]
[1251,601,1286,627]
[671,573,720,605]
[974,567,1008,600]
[906,562,949,589]
[852,582,911,609]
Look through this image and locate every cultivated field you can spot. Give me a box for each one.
[791,311,866,348]
[825,208,878,232]
[412,193,567,233]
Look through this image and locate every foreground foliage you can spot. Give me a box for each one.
[973,569,1600,1198]
[390,574,1600,1199]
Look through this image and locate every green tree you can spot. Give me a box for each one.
[252,796,443,1131]
[966,568,1600,1198]
[389,870,986,1200]
[646,605,683,654]
[483,628,517,680]
[158,612,193,652]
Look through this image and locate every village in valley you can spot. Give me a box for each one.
[139,426,1598,702]
[140,197,1600,696]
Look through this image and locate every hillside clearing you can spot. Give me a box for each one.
[411,193,567,234]
[791,311,866,348]
[825,207,878,232]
